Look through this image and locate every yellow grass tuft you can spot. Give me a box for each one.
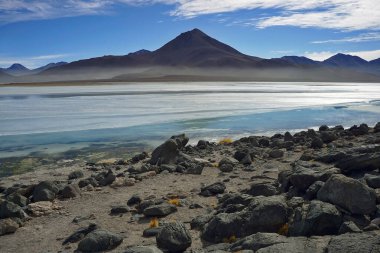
[277,223,289,236]
[211,162,219,168]
[223,235,237,243]
[149,217,159,228]
[219,138,233,145]
[168,198,180,206]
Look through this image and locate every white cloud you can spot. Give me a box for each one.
[0,54,70,68]
[304,49,380,61]
[312,32,380,44]
[0,1,379,31]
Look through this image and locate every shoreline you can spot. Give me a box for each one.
[0,122,380,252]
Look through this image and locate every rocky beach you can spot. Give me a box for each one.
[1,122,380,253]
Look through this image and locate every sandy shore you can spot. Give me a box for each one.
[1,123,380,252]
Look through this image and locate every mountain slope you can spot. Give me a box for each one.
[323,53,369,68]
[4,63,30,76]
[282,56,319,66]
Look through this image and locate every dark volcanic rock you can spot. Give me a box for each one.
[77,229,123,252]
[326,232,380,253]
[61,184,81,199]
[311,137,324,149]
[127,194,142,206]
[143,227,162,237]
[98,169,116,186]
[201,212,245,243]
[317,174,377,214]
[200,182,226,196]
[68,170,84,180]
[202,195,288,243]
[6,193,28,207]
[289,200,342,236]
[268,149,284,158]
[110,205,130,215]
[63,223,99,245]
[150,134,188,165]
[365,174,380,189]
[143,204,177,217]
[190,214,213,230]
[320,131,338,143]
[219,163,234,172]
[245,183,278,197]
[0,201,28,220]
[33,181,60,202]
[335,153,380,173]
[156,222,192,252]
[305,181,324,200]
[349,124,369,135]
[375,122,380,133]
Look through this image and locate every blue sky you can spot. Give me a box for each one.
[0,0,379,68]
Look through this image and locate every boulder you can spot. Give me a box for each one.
[365,174,380,189]
[0,218,19,236]
[289,200,342,236]
[336,153,380,173]
[305,181,324,200]
[375,122,380,133]
[317,174,377,214]
[77,229,123,252]
[143,204,177,217]
[326,232,380,253]
[219,157,238,167]
[200,182,226,196]
[63,223,99,245]
[244,195,288,235]
[284,132,293,142]
[320,131,338,143]
[150,135,188,165]
[156,222,192,252]
[190,214,213,230]
[311,137,324,149]
[219,164,234,172]
[245,183,278,197]
[127,194,142,206]
[319,125,329,131]
[6,193,28,207]
[98,169,116,186]
[201,212,245,243]
[61,184,81,199]
[68,170,84,180]
[110,205,130,215]
[269,149,284,159]
[0,201,28,220]
[33,181,60,202]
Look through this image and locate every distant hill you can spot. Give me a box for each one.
[1,28,379,83]
[32,62,68,73]
[3,63,30,76]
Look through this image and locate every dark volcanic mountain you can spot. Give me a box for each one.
[323,53,369,68]
[32,62,68,73]
[42,28,290,74]
[281,56,319,66]
[4,63,30,76]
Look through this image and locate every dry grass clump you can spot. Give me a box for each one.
[168,198,180,206]
[223,235,237,243]
[277,223,289,236]
[218,138,233,145]
[149,217,159,228]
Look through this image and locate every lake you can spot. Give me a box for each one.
[1,82,380,160]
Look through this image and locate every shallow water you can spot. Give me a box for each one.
[1,82,380,158]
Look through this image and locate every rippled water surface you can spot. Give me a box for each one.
[1,82,380,158]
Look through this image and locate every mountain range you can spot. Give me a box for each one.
[0,62,67,76]
[1,29,379,83]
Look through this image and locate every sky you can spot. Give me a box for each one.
[0,0,379,69]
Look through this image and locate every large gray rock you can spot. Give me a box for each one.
[33,181,60,202]
[190,214,213,230]
[289,200,342,236]
[231,233,329,253]
[317,174,377,214]
[244,195,288,235]
[0,201,28,220]
[61,184,81,199]
[6,193,28,207]
[63,223,99,245]
[150,134,188,165]
[201,212,245,243]
[77,229,123,252]
[365,174,380,189]
[200,182,226,197]
[201,196,288,243]
[326,232,380,253]
[143,204,177,217]
[335,153,380,173]
[156,222,192,252]
[245,183,278,197]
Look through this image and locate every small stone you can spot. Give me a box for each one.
[143,204,177,217]
[0,218,19,236]
[77,229,123,252]
[200,182,226,197]
[110,205,130,215]
[61,184,81,199]
[68,170,84,180]
[127,195,142,206]
[143,227,162,237]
